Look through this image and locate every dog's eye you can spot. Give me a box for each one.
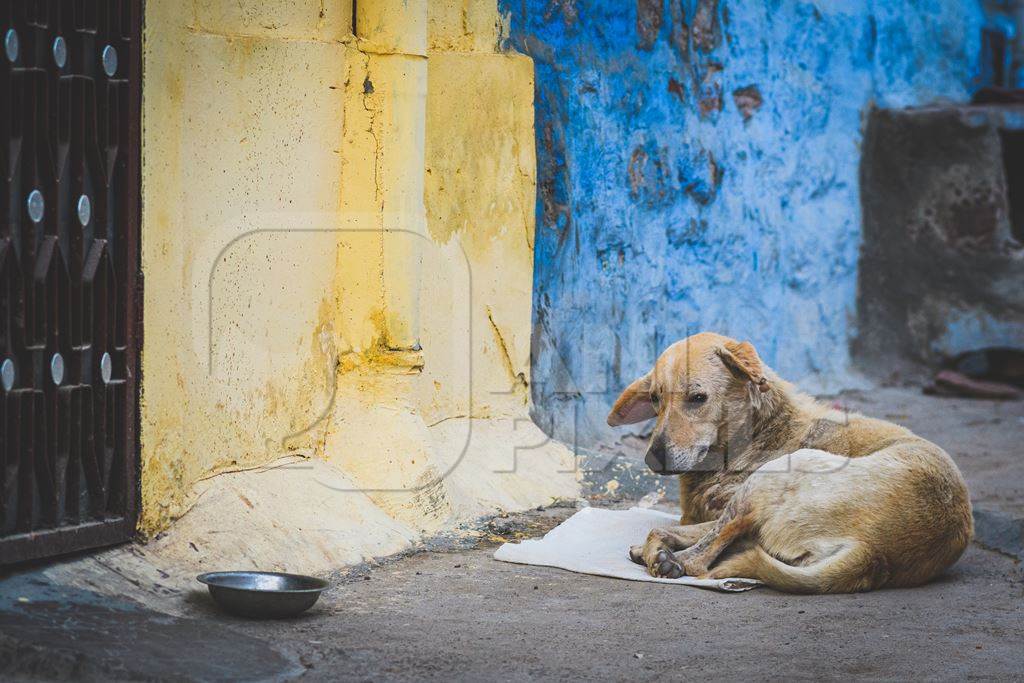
[650,392,660,407]
[687,392,708,405]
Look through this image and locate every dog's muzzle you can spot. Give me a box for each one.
[645,440,710,475]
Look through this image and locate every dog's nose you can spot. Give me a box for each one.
[645,436,668,473]
[645,449,667,473]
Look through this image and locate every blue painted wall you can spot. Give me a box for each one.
[500,0,985,448]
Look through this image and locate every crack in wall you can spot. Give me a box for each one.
[486,305,529,401]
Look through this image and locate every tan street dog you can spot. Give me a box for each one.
[608,332,973,593]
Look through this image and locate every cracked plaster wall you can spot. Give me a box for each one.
[139,0,577,569]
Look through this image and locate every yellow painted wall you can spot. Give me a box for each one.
[141,0,350,533]
[140,0,577,562]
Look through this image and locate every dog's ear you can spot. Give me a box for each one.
[607,372,656,426]
[717,341,770,393]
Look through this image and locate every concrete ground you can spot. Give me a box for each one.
[1,388,1023,681]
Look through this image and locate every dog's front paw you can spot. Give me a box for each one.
[648,549,685,579]
[674,550,710,578]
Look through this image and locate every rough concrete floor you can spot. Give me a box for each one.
[1,389,1023,681]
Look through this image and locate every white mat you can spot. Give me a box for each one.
[493,506,761,592]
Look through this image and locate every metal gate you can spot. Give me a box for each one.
[1,0,140,565]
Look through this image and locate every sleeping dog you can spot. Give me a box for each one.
[608,332,972,593]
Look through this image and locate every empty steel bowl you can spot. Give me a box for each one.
[197,571,330,619]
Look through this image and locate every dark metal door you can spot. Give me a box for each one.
[1,0,140,565]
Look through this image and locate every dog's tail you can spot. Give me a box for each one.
[709,542,882,594]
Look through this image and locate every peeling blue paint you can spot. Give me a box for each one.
[502,0,985,449]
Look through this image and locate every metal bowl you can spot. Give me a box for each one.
[197,571,330,619]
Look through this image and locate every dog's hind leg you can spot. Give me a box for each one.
[704,542,879,593]
[630,522,717,570]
